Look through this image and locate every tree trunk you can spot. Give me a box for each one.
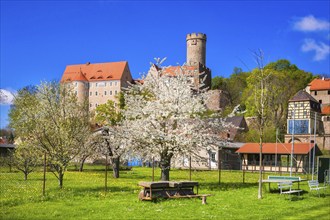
[160,154,172,181]
[58,171,64,188]
[111,156,120,178]
[24,172,28,181]
[79,156,87,172]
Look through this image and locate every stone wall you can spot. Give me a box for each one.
[205,89,230,111]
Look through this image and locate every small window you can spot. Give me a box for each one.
[314,91,317,95]
[110,82,113,86]
[90,103,92,107]
[75,82,78,87]
[104,91,107,95]
[104,82,107,86]
[328,90,330,95]
[211,152,216,162]
[115,90,118,95]
[95,91,98,96]
[303,111,307,116]
[95,83,98,87]
[301,103,304,107]
[75,91,77,95]
[90,92,92,96]
[115,81,118,86]
[319,100,322,104]
[110,91,112,95]
[95,103,98,107]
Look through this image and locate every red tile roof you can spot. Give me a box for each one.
[309,78,330,91]
[162,65,199,76]
[322,105,330,115]
[61,61,127,83]
[236,143,315,155]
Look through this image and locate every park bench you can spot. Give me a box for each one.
[277,182,302,198]
[138,181,211,204]
[308,180,327,197]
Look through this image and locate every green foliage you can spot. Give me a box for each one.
[12,142,42,180]
[1,167,329,219]
[211,76,227,90]
[95,100,122,126]
[240,125,277,143]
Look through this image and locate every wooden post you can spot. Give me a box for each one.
[105,154,108,193]
[218,147,221,185]
[189,155,192,181]
[152,157,155,182]
[43,152,46,196]
[242,155,246,184]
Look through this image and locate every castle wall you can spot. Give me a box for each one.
[310,90,330,105]
[88,80,121,110]
[205,89,230,111]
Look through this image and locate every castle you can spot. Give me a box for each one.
[60,33,228,112]
[60,61,133,110]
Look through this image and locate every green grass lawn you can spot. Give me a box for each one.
[1,166,329,219]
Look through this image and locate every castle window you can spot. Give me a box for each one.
[90,103,92,107]
[95,103,98,107]
[328,90,330,95]
[303,111,307,116]
[319,100,322,104]
[301,103,304,107]
[90,92,92,96]
[75,91,77,95]
[110,82,113,86]
[75,82,77,87]
[95,83,98,87]
[95,91,98,96]
[314,91,317,95]
[104,91,107,95]
[110,91,112,95]
[115,81,118,86]
[115,90,118,95]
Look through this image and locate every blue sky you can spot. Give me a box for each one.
[1,0,329,128]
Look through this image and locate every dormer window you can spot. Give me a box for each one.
[314,91,317,95]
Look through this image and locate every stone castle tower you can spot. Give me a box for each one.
[186,33,207,66]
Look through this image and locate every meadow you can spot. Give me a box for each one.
[1,165,329,219]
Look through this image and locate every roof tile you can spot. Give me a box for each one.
[61,61,127,82]
[236,142,315,154]
[309,78,330,91]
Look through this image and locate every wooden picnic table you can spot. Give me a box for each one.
[138,181,211,204]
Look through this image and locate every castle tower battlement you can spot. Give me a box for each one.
[186,33,207,66]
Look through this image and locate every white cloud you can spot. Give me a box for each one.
[301,39,330,61]
[0,89,15,105]
[294,15,330,32]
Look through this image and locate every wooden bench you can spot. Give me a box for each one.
[138,181,211,204]
[308,180,327,197]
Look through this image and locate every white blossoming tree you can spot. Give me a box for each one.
[123,59,231,181]
[9,82,92,188]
